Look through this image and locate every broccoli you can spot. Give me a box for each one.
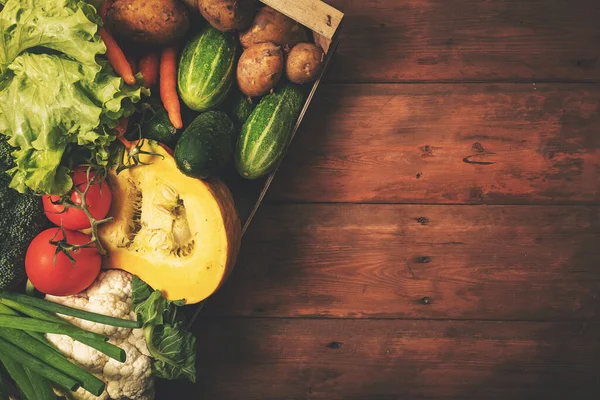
[0,137,49,290]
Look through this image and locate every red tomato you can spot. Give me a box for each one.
[43,167,112,230]
[26,228,101,296]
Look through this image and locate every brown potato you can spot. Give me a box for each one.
[106,0,189,46]
[239,6,309,49]
[285,43,325,84]
[198,0,256,32]
[237,42,284,97]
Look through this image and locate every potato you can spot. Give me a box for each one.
[285,43,325,84]
[237,42,284,97]
[198,0,256,32]
[106,0,189,46]
[239,6,309,49]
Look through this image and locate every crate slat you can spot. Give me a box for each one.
[261,0,344,40]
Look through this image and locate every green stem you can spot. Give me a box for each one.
[24,367,57,400]
[0,303,61,355]
[0,315,106,342]
[0,354,38,400]
[0,293,140,328]
[0,330,104,396]
[0,299,125,362]
[74,337,126,363]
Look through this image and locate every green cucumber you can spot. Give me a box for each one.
[174,111,235,179]
[220,89,256,130]
[178,25,239,112]
[141,104,180,148]
[235,83,306,179]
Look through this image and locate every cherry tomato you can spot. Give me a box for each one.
[43,167,112,230]
[25,228,101,296]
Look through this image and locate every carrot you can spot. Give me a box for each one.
[127,54,138,75]
[100,28,136,85]
[160,46,183,129]
[111,117,133,149]
[139,52,159,88]
[98,0,111,21]
[98,1,136,85]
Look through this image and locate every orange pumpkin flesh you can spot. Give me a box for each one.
[98,141,241,304]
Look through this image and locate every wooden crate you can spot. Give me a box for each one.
[187,0,344,320]
[229,0,344,234]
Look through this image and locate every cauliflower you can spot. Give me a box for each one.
[45,270,155,400]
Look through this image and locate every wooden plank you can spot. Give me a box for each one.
[321,0,600,82]
[266,83,600,204]
[157,319,600,399]
[205,204,600,320]
[261,0,344,40]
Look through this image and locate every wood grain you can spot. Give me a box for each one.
[267,83,600,204]
[157,319,600,399]
[322,0,600,82]
[261,0,344,40]
[205,204,600,320]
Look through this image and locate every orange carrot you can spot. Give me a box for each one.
[139,52,159,88]
[127,54,138,75]
[100,28,136,85]
[98,0,111,21]
[160,46,183,129]
[112,117,133,149]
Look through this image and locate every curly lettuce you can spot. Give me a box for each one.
[0,0,146,195]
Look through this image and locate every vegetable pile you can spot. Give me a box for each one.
[0,0,327,398]
[0,289,139,398]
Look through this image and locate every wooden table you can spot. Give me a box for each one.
[167,0,600,398]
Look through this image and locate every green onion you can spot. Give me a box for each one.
[0,329,104,395]
[0,292,140,328]
[0,303,61,357]
[24,366,57,400]
[0,355,38,400]
[0,336,79,392]
[0,315,107,342]
[74,337,126,363]
[0,299,125,362]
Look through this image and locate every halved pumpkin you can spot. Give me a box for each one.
[98,140,241,304]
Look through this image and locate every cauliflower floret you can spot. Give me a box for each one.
[45,270,155,400]
[69,385,110,400]
[86,271,133,302]
[104,342,154,400]
[46,271,137,339]
[128,327,152,357]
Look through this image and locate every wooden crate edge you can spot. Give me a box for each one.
[260,0,344,40]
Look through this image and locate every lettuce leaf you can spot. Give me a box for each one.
[132,276,197,383]
[0,0,146,195]
[0,0,104,76]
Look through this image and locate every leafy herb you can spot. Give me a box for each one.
[132,276,196,383]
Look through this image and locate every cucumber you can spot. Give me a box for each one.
[235,83,306,179]
[174,111,235,179]
[141,104,180,148]
[220,89,256,130]
[178,25,240,112]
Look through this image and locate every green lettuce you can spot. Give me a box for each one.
[0,0,146,195]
